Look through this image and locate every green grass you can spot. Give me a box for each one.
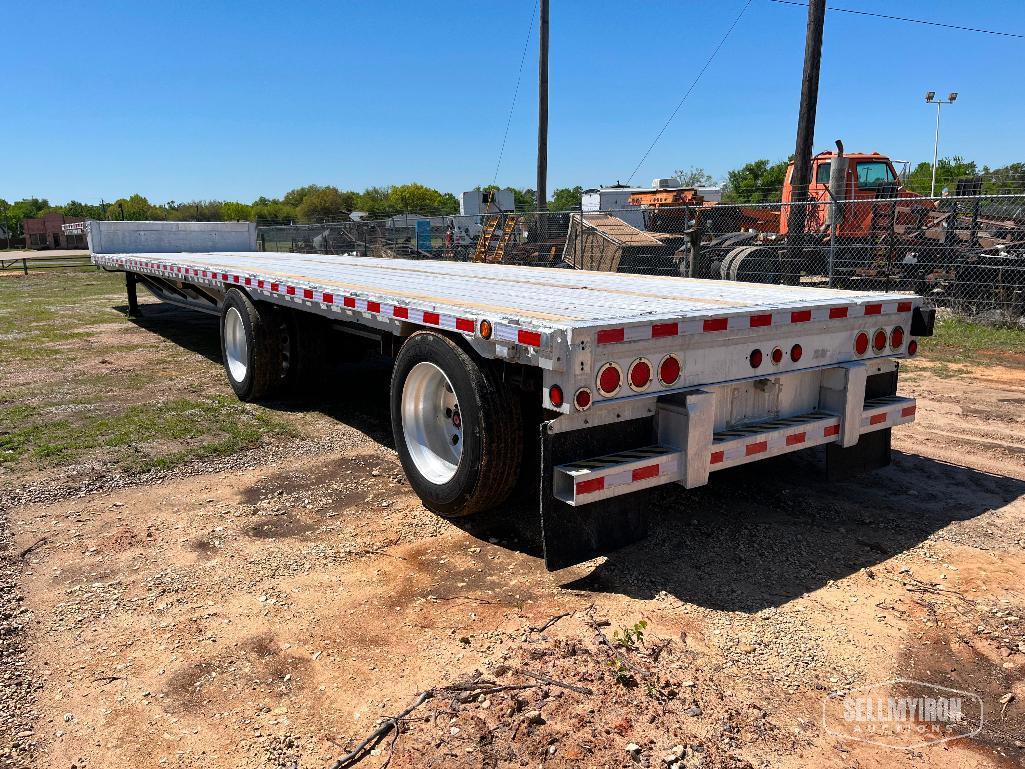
[0,396,296,471]
[0,270,300,475]
[0,271,126,359]
[919,315,1025,365]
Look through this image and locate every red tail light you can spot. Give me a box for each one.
[658,354,681,386]
[770,347,783,365]
[854,331,869,356]
[574,388,592,411]
[548,385,564,408]
[890,326,904,350]
[596,362,622,396]
[790,343,803,362]
[749,349,763,368]
[907,339,918,356]
[872,329,887,352]
[628,358,652,391]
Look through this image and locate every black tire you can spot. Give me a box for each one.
[219,289,285,402]
[390,331,523,518]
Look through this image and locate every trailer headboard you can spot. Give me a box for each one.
[86,220,257,254]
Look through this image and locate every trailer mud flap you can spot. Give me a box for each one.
[826,368,897,481]
[540,417,653,571]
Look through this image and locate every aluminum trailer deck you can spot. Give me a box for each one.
[86,221,935,569]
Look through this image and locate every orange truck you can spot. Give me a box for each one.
[778,150,924,237]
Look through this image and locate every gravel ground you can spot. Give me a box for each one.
[0,515,35,768]
[2,285,1024,768]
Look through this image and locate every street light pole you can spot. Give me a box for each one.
[925,91,957,197]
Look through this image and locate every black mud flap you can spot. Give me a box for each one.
[539,417,654,571]
[826,368,897,481]
[911,306,936,337]
[826,429,891,481]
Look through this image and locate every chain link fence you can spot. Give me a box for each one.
[257,192,1025,324]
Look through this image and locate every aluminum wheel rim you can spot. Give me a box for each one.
[224,307,249,383]
[401,362,462,485]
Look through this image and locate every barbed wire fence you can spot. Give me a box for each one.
[256,189,1025,325]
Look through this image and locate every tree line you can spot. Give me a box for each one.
[3,157,1020,239]
[0,182,587,238]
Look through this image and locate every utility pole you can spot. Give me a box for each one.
[783,0,826,285]
[536,0,549,213]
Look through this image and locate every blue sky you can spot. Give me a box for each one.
[4,0,1022,203]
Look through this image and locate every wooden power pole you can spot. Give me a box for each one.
[783,0,826,284]
[536,0,549,212]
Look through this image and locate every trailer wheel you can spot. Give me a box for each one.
[391,331,522,518]
[220,289,283,402]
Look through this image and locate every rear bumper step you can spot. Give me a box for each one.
[553,396,916,506]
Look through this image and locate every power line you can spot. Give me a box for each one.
[626,0,754,184]
[493,0,540,186]
[768,0,1025,39]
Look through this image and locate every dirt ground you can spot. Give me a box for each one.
[2,275,1024,769]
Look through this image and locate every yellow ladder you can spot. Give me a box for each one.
[473,215,501,262]
[492,215,519,262]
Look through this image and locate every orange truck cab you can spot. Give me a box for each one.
[780,152,923,237]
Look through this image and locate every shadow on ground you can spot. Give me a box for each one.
[558,449,1025,612]
[123,301,1025,614]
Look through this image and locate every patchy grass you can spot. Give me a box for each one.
[0,396,296,472]
[0,270,127,360]
[0,270,302,478]
[918,315,1025,367]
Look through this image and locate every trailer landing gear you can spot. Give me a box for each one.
[125,272,140,317]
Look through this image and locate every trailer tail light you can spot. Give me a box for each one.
[854,331,869,356]
[907,339,918,357]
[872,328,887,352]
[596,362,622,397]
[574,387,592,411]
[628,358,652,391]
[749,349,763,368]
[770,347,783,365]
[548,385,564,409]
[790,343,803,362]
[479,319,493,340]
[658,354,681,386]
[890,326,904,350]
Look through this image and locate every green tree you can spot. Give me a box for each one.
[721,159,789,203]
[980,162,1025,195]
[6,198,50,234]
[296,186,354,222]
[356,187,391,218]
[673,167,715,187]
[384,183,458,216]
[282,185,321,208]
[550,186,583,211]
[222,201,252,221]
[250,197,297,223]
[513,188,536,211]
[904,156,979,196]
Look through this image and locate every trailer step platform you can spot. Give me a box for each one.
[553,395,916,505]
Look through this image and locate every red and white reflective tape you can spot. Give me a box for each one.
[860,398,917,432]
[95,254,555,348]
[595,300,915,346]
[708,416,842,469]
[572,452,679,500]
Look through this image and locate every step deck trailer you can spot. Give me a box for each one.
[87,221,934,569]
